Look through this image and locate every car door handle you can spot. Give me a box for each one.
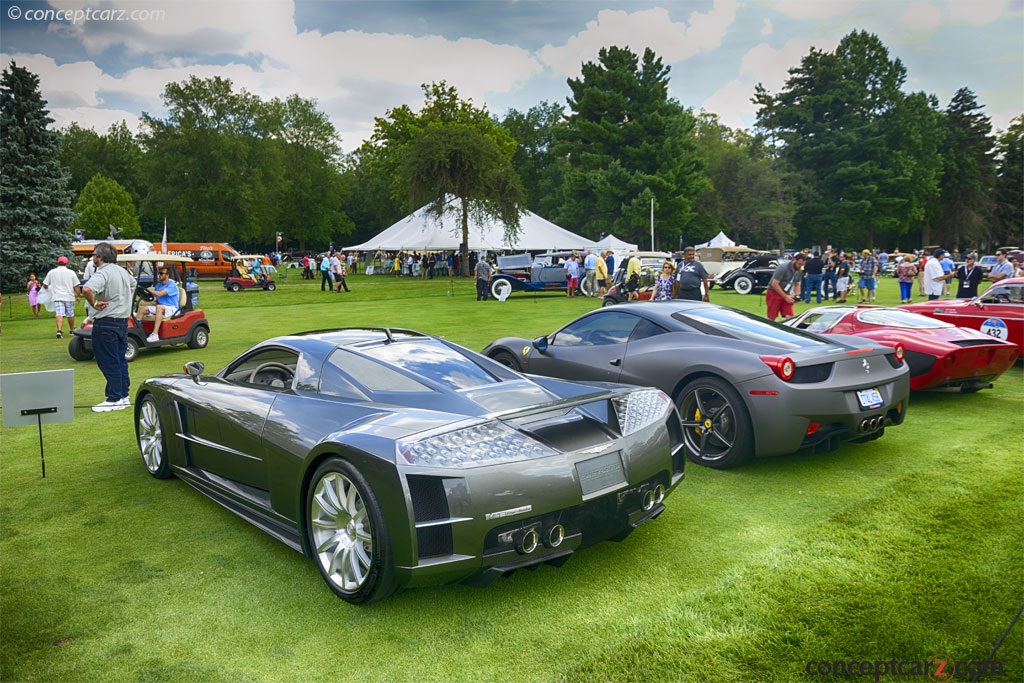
[609,358,622,366]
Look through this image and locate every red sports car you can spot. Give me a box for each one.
[900,277,1023,352]
[786,305,1018,392]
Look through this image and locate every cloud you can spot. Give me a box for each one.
[771,0,868,19]
[948,0,1009,25]
[761,18,773,36]
[537,0,738,77]
[901,3,942,31]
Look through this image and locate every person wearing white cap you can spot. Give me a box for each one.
[42,255,81,339]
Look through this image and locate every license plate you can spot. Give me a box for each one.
[576,451,625,496]
[857,388,883,409]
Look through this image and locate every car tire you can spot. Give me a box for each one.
[125,336,141,362]
[228,282,241,292]
[68,335,93,361]
[733,275,754,295]
[188,326,209,349]
[580,278,595,298]
[676,376,754,469]
[602,296,621,307]
[491,278,512,300]
[137,394,173,479]
[266,282,276,291]
[306,458,396,604]
[490,350,524,372]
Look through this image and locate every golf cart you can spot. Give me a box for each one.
[223,255,276,291]
[69,254,209,362]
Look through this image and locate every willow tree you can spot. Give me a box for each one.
[360,82,524,269]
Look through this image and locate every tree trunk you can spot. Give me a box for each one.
[460,197,470,277]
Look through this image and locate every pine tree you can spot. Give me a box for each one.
[0,61,76,293]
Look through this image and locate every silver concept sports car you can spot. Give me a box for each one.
[134,328,686,603]
[483,302,910,469]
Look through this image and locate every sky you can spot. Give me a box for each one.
[1,0,1021,154]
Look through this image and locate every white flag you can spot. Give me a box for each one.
[162,217,168,253]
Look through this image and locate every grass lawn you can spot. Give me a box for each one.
[1,272,1021,682]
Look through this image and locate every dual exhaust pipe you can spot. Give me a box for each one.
[858,416,885,433]
[641,484,667,512]
[513,483,668,555]
[515,524,566,555]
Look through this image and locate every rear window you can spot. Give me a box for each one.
[673,307,830,350]
[362,341,497,391]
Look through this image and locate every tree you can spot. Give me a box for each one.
[500,101,565,215]
[140,76,349,250]
[360,82,524,266]
[60,121,145,207]
[754,31,942,249]
[929,88,996,250]
[551,46,704,247]
[992,116,1023,247]
[72,173,141,239]
[0,61,76,292]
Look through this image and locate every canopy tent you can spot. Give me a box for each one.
[345,203,597,252]
[595,234,638,252]
[703,231,737,248]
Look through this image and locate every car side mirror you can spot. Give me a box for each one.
[533,336,549,353]
[972,300,984,308]
[183,360,205,383]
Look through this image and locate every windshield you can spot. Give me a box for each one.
[856,309,951,329]
[673,307,830,350]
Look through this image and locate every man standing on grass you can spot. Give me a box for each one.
[856,249,879,303]
[923,248,952,300]
[82,242,136,412]
[766,252,805,321]
[582,250,597,297]
[42,255,81,339]
[475,256,493,301]
[953,254,984,299]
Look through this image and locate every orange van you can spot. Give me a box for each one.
[153,243,242,278]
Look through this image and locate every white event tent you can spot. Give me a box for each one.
[703,231,737,248]
[345,203,597,253]
[595,234,638,262]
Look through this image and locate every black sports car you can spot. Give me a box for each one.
[483,301,910,469]
[715,256,779,295]
[134,328,685,603]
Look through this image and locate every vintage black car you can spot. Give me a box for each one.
[135,328,686,603]
[714,255,779,295]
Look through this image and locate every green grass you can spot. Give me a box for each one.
[1,274,1021,682]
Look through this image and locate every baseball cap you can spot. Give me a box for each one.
[57,256,68,265]
[933,248,946,257]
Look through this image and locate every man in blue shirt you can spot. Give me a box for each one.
[987,249,1014,283]
[139,267,180,342]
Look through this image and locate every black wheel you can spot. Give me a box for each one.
[68,335,93,361]
[490,350,523,372]
[733,275,754,295]
[228,282,241,292]
[124,336,141,362]
[266,282,276,291]
[136,394,173,479]
[188,326,209,349]
[602,296,621,307]
[306,458,396,604]
[676,376,754,469]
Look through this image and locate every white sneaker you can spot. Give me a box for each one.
[116,397,131,408]
[92,399,120,413]
[147,333,160,342]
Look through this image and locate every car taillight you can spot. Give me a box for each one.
[760,355,795,381]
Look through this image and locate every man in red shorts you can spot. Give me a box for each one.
[766,252,806,321]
